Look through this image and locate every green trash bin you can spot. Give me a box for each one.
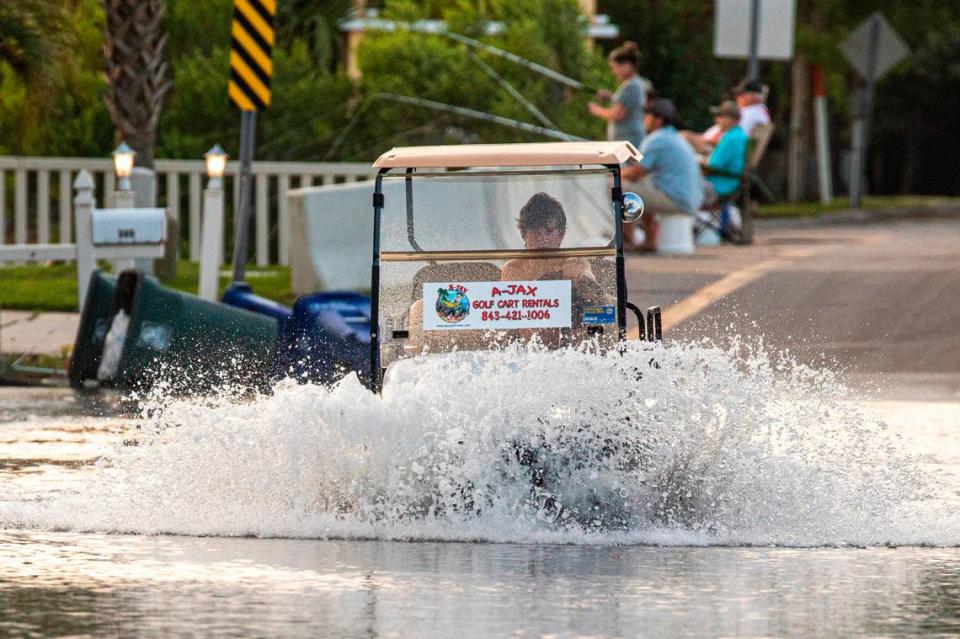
[68,270,118,389]
[105,270,278,393]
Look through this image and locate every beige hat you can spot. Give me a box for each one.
[709,100,740,119]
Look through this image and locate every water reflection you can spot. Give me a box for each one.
[1,532,959,637]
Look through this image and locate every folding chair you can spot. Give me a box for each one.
[696,124,775,245]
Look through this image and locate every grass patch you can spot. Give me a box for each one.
[756,195,960,218]
[0,261,293,312]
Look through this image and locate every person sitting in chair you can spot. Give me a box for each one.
[621,98,704,252]
[701,100,748,206]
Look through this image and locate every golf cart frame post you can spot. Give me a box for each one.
[368,142,658,393]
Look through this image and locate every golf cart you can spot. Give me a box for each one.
[367,141,662,392]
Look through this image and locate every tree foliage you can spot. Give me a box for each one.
[342,0,608,156]
[2,0,960,196]
[0,0,111,157]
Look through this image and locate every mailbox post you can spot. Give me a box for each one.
[73,169,168,308]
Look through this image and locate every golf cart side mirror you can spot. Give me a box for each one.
[622,192,644,222]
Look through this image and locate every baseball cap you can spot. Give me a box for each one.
[644,97,679,124]
[709,100,740,118]
[734,79,764,95]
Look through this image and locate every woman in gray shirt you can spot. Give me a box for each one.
[588,41,648,148]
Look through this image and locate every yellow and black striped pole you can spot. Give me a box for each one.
[228,0,275,111]
[228,0,275,282]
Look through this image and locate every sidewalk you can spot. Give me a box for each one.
[0,310,79,357]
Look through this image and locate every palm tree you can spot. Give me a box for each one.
[0,0,69,81]
[102,0,171,168]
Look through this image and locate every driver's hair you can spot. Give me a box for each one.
[517,192,566,233]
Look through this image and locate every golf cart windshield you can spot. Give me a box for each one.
[375,168,622,369]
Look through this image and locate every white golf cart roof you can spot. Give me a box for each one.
[373,141,641,169]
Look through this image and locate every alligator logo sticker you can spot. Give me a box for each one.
[434,284,470,324]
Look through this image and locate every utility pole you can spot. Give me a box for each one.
[747,0,761,80]
[787,54,809,202]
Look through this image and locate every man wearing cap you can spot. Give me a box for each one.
[622,97,703,252]
[702,100,749,203]
[734,79,771,136]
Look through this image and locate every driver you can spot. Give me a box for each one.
[500,192,596,283]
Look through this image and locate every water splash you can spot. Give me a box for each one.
[3,340,957,546]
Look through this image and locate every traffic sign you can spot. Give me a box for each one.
[840,12,909,81]
[840,13,910,208]
[228,0,276,111]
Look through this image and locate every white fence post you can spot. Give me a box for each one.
[199,184,225,301]
[37,170,50,243]
[74,170,96,308]
[59,169,72,243]
[14,169,27,246]
[255,172,268,266]
[0,168,5,246]
[189,172,202,261]
[278,174,290,265]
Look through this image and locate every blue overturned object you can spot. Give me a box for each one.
[221,283,371,386]
[281,291,371,384]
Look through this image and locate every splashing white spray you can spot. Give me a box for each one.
[4,341,956,546]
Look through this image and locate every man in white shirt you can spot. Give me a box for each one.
[734,79,771,136]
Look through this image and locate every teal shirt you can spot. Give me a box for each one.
[706,125,748,197]
[638,125,703,214]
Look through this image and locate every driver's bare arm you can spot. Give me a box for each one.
[561,258,595,281]
[500,259,523,281]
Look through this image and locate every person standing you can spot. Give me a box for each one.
[588,41,648,149]
[622,98,704,252]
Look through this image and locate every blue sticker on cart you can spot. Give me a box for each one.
[582,305,616,325]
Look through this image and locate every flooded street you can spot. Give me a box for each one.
[1,346,959,637]
[2,531,959,637]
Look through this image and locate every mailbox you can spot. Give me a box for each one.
[91,208,166,245]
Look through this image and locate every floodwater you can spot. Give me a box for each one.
[1,343,959,637]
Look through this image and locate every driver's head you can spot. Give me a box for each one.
[517,192,566,250]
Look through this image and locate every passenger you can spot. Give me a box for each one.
[501,192,595,283]
[701,100,749,205]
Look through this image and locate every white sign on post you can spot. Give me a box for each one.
[714,0,796,61]
[423,280,572,331]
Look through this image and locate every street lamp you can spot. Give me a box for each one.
[204,144,228,190]
[112,142,136,191]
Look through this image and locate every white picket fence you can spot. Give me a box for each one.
[0,156,377,266]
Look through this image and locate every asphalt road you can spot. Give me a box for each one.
[626,218,960,399]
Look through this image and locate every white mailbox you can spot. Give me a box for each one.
[91,208,166,245]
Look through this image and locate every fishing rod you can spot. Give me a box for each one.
[363,20,601,94]
[372,93,586,142]
[465,49,557,129]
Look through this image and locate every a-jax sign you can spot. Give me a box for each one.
[424,280,572,330]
